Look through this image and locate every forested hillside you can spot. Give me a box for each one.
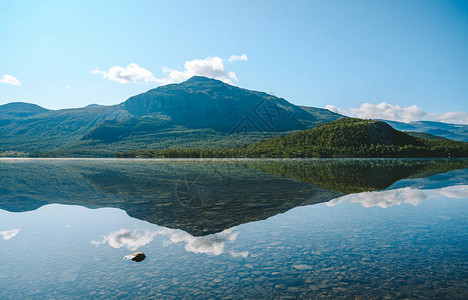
[116,118,468,158]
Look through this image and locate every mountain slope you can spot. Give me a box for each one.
[121,76,341,132]
[243,118,468,157]
[0,102,49,119]
[0,77,342,156]
[0,104,131,153]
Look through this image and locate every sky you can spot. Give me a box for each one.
[1,0,468,124]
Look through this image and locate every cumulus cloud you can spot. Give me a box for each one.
[325,102,468,125]
[326,102,426,123]
[327,185,468,208]
[325,105,348,116]
[434,111,468,125]
[228,54,248,62]
[162,56,239,84]
[92,55,247,86]
[92,229,159,251]
[91,63,167,84]
[0,228,20,240]
[0,74,21,86]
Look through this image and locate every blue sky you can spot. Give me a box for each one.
[1,0,467,123]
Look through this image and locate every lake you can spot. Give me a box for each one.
[1,158,467,299]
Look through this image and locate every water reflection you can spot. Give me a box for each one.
[327,183,468,208]
[0,159,467,299]
[92,226,246,257]
[159,227,247,257]
[0,228,20,240]
[124,252,146,262]
[0,158,466,236]
[92,229,159,251]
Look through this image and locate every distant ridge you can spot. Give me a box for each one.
[299,105,468,143]
[380,119,468,142]
[0,102,49,118]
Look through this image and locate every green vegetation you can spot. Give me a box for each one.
[2,158,465,235]
[0,150,28,157]
[406,131,449,140]
[385,119,468,142]
[0,77,341,157]
[1,77,467,157]
[238,159,468,193]
[115,118,468,158]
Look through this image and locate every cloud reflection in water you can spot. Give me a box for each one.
[92,229,158,251]
[93,227,248,257]
[0,228,20,240]
[327,185,468,208]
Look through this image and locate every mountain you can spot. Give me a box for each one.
[382,120,468,142]
[0,77,341,156]
[242,118,468,157]
[245,118,468,157]
[0,103,131,155]
[118,118,468,158]
[0,102,49,119]
[122,76,335,132]
[405,131,449,140]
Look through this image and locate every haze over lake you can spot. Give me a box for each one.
[1,158,467,298]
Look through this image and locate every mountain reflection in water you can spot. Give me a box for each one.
[1,158,467,299]
[0,158,466,236]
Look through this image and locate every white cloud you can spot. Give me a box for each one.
[92,229,159,251]
[432,185,468,199]
[92,55,246,86]
[162,56,239,84]
[325,102,468,124]
[0,228,20,240]
[433,111,468,125]
[325,105,348,116]
[327,185,468,208]
[326,102,426,123]
[91,63,167,84]
[228,54,248,62]
[0,74,21,86]
[325,102,468,125]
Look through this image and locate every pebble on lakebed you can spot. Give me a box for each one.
[124,252,146,262]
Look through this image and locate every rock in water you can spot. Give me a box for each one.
[124,252,146,262]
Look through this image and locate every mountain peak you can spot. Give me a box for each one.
[182,76,230,87]
[0,102,49,118]
[0,102,46,109]
[186,75,214,82]
[121,74,337,132]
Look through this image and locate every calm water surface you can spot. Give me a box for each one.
[0,158,467,299]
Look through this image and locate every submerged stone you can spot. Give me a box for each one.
[124,252,146,262]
